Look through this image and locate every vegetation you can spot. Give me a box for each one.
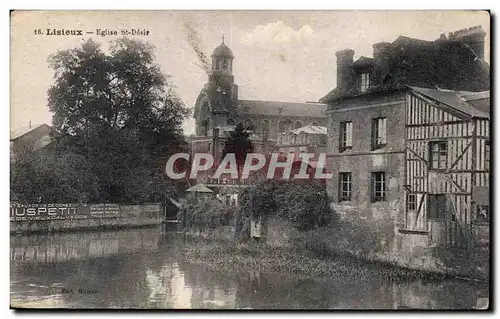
[178,198,233,233]
[181,240,452,283]
[235,180,337,240]
[221,122,254,179]
[11,38,190,204]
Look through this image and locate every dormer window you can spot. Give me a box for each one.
[359,72,370,92]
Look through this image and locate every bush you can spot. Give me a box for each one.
[235,180,338,238]
[178,198,232,232]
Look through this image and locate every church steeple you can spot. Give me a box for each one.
[211,36,234,75]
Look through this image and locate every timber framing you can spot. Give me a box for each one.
[403,88,490,248]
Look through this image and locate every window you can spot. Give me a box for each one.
[311,122,319,126]
[227,118,235,126]
[339,173,352,202]
[222,59,229,70]
[261,120,270,137]
[371,172,386,202]
[429,141,447,170]
[485,140,490,171]
[428,194,447,220]
[476,205,489,224]
[407,193,417,211]
[203,117,211,136]
[359,72,370,92]
[243,119,254,131]
[278,121,286,133]
[371,118,387,150]
[339,121,353,152]
[295,121,303,130]
[243,106,250,112]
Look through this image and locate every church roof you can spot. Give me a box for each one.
[212,42,234,58]
[238,100,326,118]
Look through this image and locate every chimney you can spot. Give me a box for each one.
[372,42,392,86]
[335,49,355,89]
[447,25,486,60]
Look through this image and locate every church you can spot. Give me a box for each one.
[190,38,328,165]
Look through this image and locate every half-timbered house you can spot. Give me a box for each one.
[403,87,490,249]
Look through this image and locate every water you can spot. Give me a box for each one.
[10,226,489,309]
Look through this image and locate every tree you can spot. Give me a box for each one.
[221,123,253,180]
[10,148,100,203]
[46,38,190,203]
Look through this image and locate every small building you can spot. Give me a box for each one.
[10,123,55,162]
[185,183,214,201]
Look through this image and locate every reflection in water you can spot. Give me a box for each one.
[10,227,489,309]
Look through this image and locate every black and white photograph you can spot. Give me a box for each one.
[8,9,491,310]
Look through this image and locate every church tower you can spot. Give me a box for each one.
[194,36,239,136]
[208,35,238,102]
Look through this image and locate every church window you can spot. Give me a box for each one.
[262,120,270,137]
[278,121,286,134]
[204,117,211,136]
[227,118,235,126]
[244,119,254,131]
[223,59,229,70]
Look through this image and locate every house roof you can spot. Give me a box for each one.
[460,90,490,101]
[185,183,214,193]
[238,100,326,118]
[410,86,489,119]
[352,56,374,68]
[10,123,52,141]
[320,35,490,103]
[291,125,327,135]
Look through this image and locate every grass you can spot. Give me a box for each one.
[180,239,453,283]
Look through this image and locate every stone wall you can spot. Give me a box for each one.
[10,204,163,234]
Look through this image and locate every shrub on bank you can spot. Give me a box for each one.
[178,198,232,232]
[235,180,338,240]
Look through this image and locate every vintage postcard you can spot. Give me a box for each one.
[10,10,490,310]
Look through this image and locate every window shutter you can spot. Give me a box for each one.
[371,119,376,150]
[338,122,344,151]
[346,122,353,147]
[370,173,375,202]
[380,118,387,144]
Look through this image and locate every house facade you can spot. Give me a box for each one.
[321,26,490,277]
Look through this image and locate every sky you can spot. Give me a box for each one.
[10,10,490,136]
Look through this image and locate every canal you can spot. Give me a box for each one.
[10,226,489,309]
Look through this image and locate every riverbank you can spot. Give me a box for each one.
[180,238,455,283]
